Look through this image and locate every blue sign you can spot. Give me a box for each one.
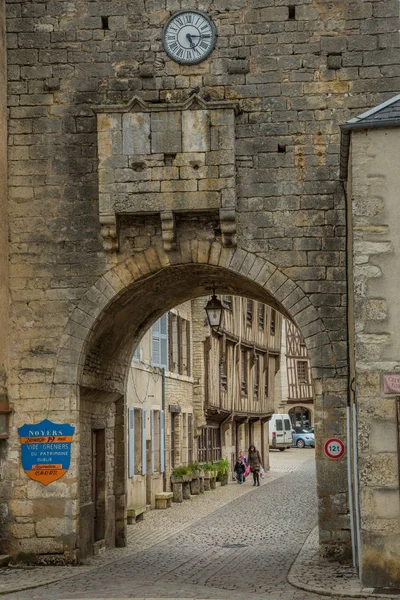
[18,419,75,485]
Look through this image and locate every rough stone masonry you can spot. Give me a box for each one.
[0,0,399,589]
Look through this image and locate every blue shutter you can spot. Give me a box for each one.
[152,315,168,368]
[151,409,155,474]
[160,410,165,473]
[160,314,168,368]
[141,409,147,475]
[128,408,134,478]
[152,319,160,366]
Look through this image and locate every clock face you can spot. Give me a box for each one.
[162,10,216,65]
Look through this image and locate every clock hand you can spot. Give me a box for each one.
[186,33,196,49]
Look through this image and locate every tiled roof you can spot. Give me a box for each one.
[344,93,400,128]
[340,94,400,179]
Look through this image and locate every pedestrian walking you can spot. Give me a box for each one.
[234,456,246,484]
[238,450,249,482]
[247,444,262,486]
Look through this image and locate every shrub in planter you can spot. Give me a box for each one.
[171,465,192,481]
[188,461,203,475]
[171,465,193,502]
[216,458,229,486]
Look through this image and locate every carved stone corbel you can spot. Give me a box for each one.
[160,211,176,252]
[220,208,237,247]
[99,213,119,252]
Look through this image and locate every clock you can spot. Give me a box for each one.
[162,10,216,65]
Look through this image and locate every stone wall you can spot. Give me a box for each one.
[0,0,9,546]
[348,127,400,588]
[2,0,400,582]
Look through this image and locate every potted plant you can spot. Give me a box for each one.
[171,465,193,502]
[188,461,203,495]
[202,462,216,491]
[216,458,229,486]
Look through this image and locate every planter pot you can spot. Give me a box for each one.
[219,475,228,486]
[172,482,183,503]
[182,481,191,499]
[203,471,211,492]
[210,475,217,490]
[190,470,201,495]
[170,474,192,484]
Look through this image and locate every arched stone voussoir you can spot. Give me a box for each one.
[53,244,334,388]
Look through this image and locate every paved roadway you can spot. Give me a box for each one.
[2,450,361,600]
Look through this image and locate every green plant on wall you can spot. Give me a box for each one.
[171,465,192,477]
[187,461,202,472]
[216,458,229,482]
[203,462,218,473]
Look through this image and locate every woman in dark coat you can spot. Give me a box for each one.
[247,444,262,486]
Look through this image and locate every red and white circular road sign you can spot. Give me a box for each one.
[324,438,345,459]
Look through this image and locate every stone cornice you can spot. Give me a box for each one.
[92,93,240,114]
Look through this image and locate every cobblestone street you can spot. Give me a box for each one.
[1,450,375,600]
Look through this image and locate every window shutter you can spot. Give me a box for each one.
[160,410,165,473]
[152,315,168,368]
[128,407,134,478]
[160,313,168,368]
[152,320,160,366]
[151,409,155,474]
[141,408,147,475]
[186,321,191,377]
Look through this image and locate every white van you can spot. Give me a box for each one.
[269,414,293,451]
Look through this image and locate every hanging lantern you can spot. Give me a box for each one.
[204,288,223,331]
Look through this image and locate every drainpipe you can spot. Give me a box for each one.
[162,367,166,491]
[343,177,361,573]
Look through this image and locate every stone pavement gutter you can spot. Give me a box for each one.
[288,525,400,600]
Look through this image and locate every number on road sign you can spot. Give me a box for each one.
[324,438,345,459]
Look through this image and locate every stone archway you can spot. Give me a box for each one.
[50,241,348,561]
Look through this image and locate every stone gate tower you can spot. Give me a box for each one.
[0,0,399,589]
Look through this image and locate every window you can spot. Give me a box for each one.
[152,314,168,368]
[253,355,259,398]
[258,304,265,330]
[241,350,248,395]
[181,319,191,376]
[168,314,191,376]
[170,413,176,468]
[134,408,142,475]
[153,410,160,472]
[222,295,232,310]
[297,360,309,384]
[276,419,283,431]
[220,337,227,392]
[198,428,207,463]
[188,414,193,464]
[133,345,140,362]
[169,313,178,372]
[197,426,221,463]
[209,427,221,462]
[246,299,253,327]
[264,354,269,398]
[220,360,227,392]
[270,309,276,336]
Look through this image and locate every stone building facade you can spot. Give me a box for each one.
[342,96,400,588]
[275,318,314,428]
[126,302,194,518]
[193,295,282,473]
[0,0,399,589]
